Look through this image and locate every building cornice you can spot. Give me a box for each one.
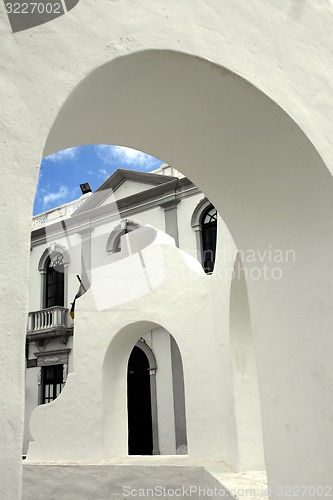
[73,169,180,215]
[30,177,199,247]
[160,199,181,210]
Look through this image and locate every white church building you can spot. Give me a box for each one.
[24,163,265,475]
[2,1,333,498]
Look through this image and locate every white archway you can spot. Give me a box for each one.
[102,320,188,459]
[28,49,333,492]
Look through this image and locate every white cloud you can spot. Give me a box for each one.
[95,145,160,170]
[43,185,69,210]
[45,147,78,163]
[98,168,109,178]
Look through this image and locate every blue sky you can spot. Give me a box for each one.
[33,144,164,215]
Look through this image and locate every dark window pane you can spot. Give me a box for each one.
[113,223,140,253]
[42,364,64,404]
[45,253,64,308]
[201,206,217,273]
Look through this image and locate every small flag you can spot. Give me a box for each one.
[70,275,87,320]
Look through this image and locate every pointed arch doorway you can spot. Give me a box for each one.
[127,342,157,455]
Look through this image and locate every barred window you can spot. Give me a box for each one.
[42,364,64,404]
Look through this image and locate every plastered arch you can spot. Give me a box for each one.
[135,338,157,370]
[102,320,187,459]
[38,244,70,272]
[40,49,333,492]
[106,220,140,253]
[191,197,211,229]
[103,320,148,459]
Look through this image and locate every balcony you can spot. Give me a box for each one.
[27,306,73,345]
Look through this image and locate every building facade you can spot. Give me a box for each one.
[24,164,225,458]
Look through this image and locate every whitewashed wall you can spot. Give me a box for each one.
[26,229,236,465]
[2,1,333,498]
[24,189,206,459]
[177,195,204,257]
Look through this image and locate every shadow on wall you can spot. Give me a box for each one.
[230,255,265,471]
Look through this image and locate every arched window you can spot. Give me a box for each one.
[113,228,128,253]
[201,205,217,273]
[44,252,64,308]
[191,199,218,274]
[38,245,69,310]
[106,221,140,253]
